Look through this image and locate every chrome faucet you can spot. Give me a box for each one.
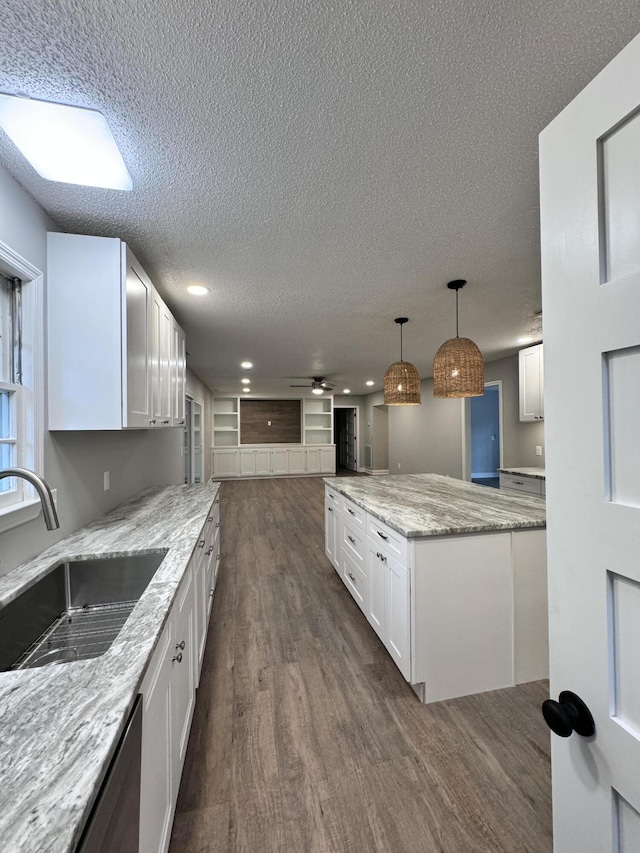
[0,468,60,530]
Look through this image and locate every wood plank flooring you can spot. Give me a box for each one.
[169,476,552,853]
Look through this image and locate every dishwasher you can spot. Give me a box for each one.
[76,695,142,853]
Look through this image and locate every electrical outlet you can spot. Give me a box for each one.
[103,471,110,491]
[268,420,272,426]
[535,445,542,457]
[397,462,401,469]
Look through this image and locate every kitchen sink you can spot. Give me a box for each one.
[0,551,167,672]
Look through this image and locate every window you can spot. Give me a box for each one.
[0,239,44,531]
[0,275,23,506]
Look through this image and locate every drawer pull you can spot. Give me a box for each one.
[347,508,356,515]
[328,506,333,513]
[207,515,213,522]
[210,589,215,597]
[198,539,205,548]
[172,651,183,664]
[205,546,214,556]
[347,572,356,583]
[376,551,387,561]
[376,530,388,541]
[513,480,524,485]
[176,640,186,651]
[347,535,356,544]
[216,522,220,528]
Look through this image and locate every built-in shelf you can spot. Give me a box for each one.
[303,398,333,445]
[213,397,239,446]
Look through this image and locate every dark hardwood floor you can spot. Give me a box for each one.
[169,477,552,852]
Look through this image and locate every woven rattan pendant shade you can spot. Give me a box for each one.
[384,318,421,405]
[433,280,484,398]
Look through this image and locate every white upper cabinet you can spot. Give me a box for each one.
[518,343,544,422]
[47,232,186,430]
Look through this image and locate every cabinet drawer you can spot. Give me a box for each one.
[499,473,543,495]
[342,496,365,529]
[342,520,365,563]
[342,549,368,615]
[325,487,342,511]
[367,515,407,562]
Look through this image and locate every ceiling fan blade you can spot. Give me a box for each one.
[289,384,311,387]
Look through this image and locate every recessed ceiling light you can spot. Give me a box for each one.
[241,378,250,385]
[0,94,132,190]
[187,285,210,296]
[242,388,251,393]
[241,361,253,369]
[343,389,351,394]
[518,336,534,344]
[366,380,374,386]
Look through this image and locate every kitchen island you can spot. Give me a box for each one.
[0,483,220,853]
[324,474,547,703]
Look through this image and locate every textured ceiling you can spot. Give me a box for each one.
[1,0,639,397]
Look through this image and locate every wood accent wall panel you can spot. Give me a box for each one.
[240,400,302,444]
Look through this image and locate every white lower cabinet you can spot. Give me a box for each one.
[212,445,336,478]
[325,483,548,702]
[365,539,410,678]
[140,497,218,853]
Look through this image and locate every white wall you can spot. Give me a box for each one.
[0,166,185,578]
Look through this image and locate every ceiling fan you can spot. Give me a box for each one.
[289,376,335,395]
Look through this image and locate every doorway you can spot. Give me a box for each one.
[184,396,203,484]
[468,382,502,488]
[333,407,358,473]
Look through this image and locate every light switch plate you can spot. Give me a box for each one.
[535,445,542,456]
[103,471,110,491]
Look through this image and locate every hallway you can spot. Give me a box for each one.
[169,476,552,852]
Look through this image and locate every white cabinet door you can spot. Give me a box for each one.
[271,448,289,475]
[366,542,386,642]
[385,553,411,680]
[320,446,336,473]
[255,449,272,476]
[518,344,544,421]
[325,501,340,571]
[171,319,186,428]
[124,248,154,428]
[213,450,238,478]
[140,624,174,853]
[305,448,321,474]
[239,450,256,476]
[289,448,306,474]
[170,569,196,797]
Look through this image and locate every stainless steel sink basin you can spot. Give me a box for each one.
[0,551,167,671]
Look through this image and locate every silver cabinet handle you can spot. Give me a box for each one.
[205,546,214,556]
[209,589,215,597]
[347,508,356,515]
[216,522,220,528]
[513,480,524,485]
[347,572,356,583]
[161,419,170,424]
[172,651,183,664]
[207,515,213,522]
[216,554,220,561]
[347,535,356,544]
[328,506,333,513]
[177,419,185,425]
[176,640,186,650]
[376,551,387,561]
[198,539,205,548]
[214,499,220,504]
[149,419,156,425]
[376,530,388,541]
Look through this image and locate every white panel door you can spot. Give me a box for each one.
[540,31,640,851]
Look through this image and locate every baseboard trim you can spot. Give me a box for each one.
[363,468,390,476]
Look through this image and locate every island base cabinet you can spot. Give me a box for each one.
[386,555,411,680]
[412,533,514,704]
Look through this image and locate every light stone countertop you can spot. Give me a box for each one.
[497,467,546,479]
[324,473,545,537]
[0,482,220,853]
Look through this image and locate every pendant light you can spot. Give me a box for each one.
[384,318,421,405]
[433,280,484,397]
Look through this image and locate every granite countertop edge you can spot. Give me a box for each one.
[324,473,546,538]
[497,467,546,480]
[0,482,220,853]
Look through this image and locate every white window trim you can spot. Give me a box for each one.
[0,239,45,533]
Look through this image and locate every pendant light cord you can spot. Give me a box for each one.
[456,288,459,338]
[400,322,403,361]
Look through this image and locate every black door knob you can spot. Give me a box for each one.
[542,691,595,738]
